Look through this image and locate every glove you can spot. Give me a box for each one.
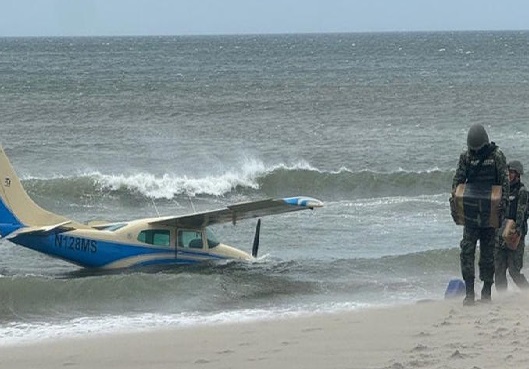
[449,194,459,224]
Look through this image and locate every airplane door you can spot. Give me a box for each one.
[177,229,205,256]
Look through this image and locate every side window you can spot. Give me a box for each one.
[137,229,170,247]
[178,230,204,249]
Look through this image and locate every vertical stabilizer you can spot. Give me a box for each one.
[0,146,69,230]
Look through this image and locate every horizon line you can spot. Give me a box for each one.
[1,28,528,39]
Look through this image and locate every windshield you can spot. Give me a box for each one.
[206,227,220,248]
[101,223,127,231]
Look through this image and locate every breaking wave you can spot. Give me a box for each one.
[21,162,455,202]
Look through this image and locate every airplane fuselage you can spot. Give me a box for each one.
[10,228,251,269]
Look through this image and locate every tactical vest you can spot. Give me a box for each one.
[508,181,521,219]
[466,146,498,185]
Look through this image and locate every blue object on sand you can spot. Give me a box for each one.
[444,278,466,299]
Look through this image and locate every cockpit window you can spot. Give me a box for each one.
[137,229,170,247]
[178,230,204,249]
[93,223,127,231]
[206,227,220,249]
[104,223,127,231]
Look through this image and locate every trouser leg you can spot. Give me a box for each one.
[508,239,529,289]
[494,246,508,291]
[478,227,496,284]
[476,228,495,301]
[460,227,478,281]
[461,227,478,304]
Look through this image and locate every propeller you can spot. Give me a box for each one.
[252,219,261,258]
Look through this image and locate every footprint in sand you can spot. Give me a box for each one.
[410,344,428,352]
[216,349,235,355]
[450,349,467,359]
[301,327,323,332]
[238,342,252,347]
[384,362,405,369]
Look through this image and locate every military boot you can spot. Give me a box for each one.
[481,282,492,302]
[463,280,475,306]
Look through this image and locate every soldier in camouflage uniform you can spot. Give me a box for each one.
[495,160,529,291]
[452,124,509,306]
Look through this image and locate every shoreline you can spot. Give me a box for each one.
[3,293,529,369]
[0,302,377,348]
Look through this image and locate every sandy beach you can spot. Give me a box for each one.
[2,292,529,369]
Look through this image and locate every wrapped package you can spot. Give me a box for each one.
[451,183,502,228]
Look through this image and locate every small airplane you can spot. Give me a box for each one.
[0,146,323,269]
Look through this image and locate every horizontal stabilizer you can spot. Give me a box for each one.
[6,221,75,240]
[149,196,323,228]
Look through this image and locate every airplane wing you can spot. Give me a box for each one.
[149,196,323,228]
[5,221,75,240]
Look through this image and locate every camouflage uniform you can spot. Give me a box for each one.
[494,180,529,290]
[452,143,509,288]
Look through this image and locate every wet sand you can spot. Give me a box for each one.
[2,292,529,369]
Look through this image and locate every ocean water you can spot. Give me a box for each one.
[1,31,529,345]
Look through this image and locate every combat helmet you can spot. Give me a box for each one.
[508,160,524,175]
[466,124,489,151]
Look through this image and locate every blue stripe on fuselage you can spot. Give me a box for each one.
[10,232,227,268]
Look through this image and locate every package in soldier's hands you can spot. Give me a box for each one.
[502,219,520,250]
[451,183,502,228]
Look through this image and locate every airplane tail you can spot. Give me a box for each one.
[0,145,69,237]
